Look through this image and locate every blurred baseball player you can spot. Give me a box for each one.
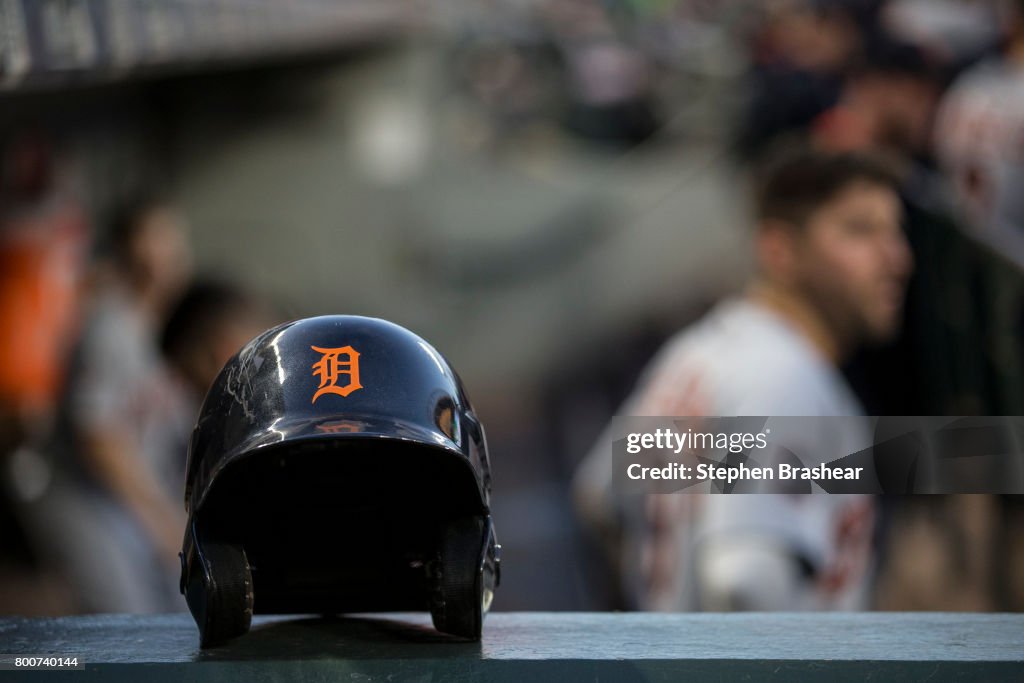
[933,0,1024,233]
[21,196,192,612]
[574,143,912,611]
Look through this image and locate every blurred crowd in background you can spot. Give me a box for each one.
[1,0,1023,615]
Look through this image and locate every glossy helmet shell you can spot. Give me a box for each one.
[179,316,497,646]
[184,315,491,513]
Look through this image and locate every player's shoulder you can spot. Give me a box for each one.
[941,58,1018,112]
[653,298,851,413]
[954,58,1014,87]
[664,298,813,368]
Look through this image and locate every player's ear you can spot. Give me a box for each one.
[755,218,800,282]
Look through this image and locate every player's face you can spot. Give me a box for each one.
[795,181,912,344]
[132,207,192,301]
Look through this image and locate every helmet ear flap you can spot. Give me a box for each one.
[180,520,253,648]
[429,515,487,640]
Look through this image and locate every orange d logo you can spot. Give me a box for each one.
[310,345,363,403]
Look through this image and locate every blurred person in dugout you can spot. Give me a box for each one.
[161,279,276,421]
[0,131,88,467]
[573,144,913,611]
[17,195,193,613]
[933,0,1024,233]
[811,39,939,165]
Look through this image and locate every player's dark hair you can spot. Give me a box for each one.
[852,37,937,83]
[161,280,264,367]
[754,143,903,229]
